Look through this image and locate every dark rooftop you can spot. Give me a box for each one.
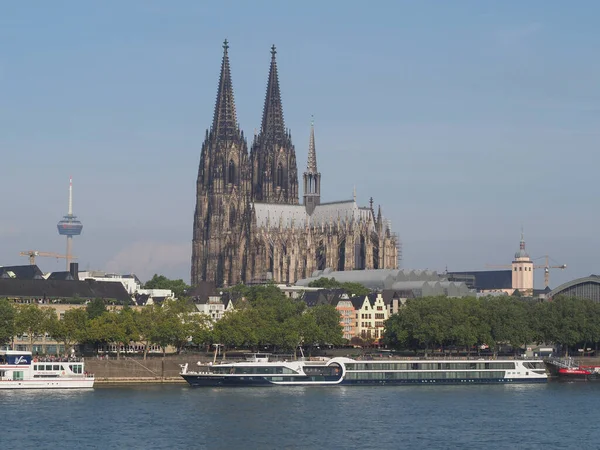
[0,278,131,303]
[446,270,512,291]
[0,265,44,280]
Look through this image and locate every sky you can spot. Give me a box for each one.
[1,1,599,288]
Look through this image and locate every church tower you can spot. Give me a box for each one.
[191,40,251,287]
[250,46,299,204]
[303,119,321,214]
[511,230,534,296]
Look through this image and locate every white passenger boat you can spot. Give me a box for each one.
[180,353,547,387]
[0,350,94,389]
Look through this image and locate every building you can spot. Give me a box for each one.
[0,265,131,304]
[296,268,473,298]
[512,231,534,296]
[78,271,142,295]
[547,276,600,303]
[447,232,536,296]
[191,41,399,288]
[194,295,234,321]
[351,293,389,342]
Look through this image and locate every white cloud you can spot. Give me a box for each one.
[105,241,190,282]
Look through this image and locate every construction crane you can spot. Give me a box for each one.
[19,250,77,266]
[486,255,567,289]
[534,255,567,289]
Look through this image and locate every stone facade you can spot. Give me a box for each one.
[191,41,399,288]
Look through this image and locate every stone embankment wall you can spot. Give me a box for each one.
[85,356,208,384]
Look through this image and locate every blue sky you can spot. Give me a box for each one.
[1,1,598,288]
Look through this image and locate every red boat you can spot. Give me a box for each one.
[545,358,600,381]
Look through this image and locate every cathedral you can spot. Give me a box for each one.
[191,41,399,288]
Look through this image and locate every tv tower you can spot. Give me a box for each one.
[56,177,83,270]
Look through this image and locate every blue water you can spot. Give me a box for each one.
[3,383,598,449]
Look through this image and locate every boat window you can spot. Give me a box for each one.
[0,370,5,377]
[523,362,544,370]
[46,365,52,371]
[53,365,60,371]
[13,371,24,381]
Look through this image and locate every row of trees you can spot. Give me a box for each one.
[215,285,343,356]
[0,285,344,358]
[384,296,600,356]
[0,298,206,359]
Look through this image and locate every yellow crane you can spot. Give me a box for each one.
[486,255,566,289]
[19,250,77,266]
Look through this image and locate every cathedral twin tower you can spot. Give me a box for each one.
[192,41,398,288]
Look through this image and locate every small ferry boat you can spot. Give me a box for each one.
[0,350,94,389]
[180,353,547,387]
[545,357,600,381]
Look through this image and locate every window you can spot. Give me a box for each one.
[13,371,24,381]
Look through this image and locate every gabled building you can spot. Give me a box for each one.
[351,293,388,342]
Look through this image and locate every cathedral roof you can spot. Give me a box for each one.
[310,200,373,228]
[251,199,375,229]
[252,203,307,228]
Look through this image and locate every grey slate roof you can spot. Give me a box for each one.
[252,199,375,230]
[0,278,131,303]
[0,265,44,280]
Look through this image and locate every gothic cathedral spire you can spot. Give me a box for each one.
[212,39,239,142]
[261,45,286,143]
[303,117,321,214]
[250,45,299,204]
[192,40,251,288]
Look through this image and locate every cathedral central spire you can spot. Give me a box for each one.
[260,45,285,143]
[303,118,321,214]
[306,117,318,173]
[212,39,238,141]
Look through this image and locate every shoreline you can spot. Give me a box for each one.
[95,377,187,385]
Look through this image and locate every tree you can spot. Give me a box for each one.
[88,309,139,359]
[86,298,107,320]
[144,274,190,299]
[47,308,88,355]
[134,305,160,360]
[213,310,258,355]
[308,304,344,347]
[0,299,16,347]
[307,277,370,297]
[14,304,53,353]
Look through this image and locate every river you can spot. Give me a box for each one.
[4,383,598,449]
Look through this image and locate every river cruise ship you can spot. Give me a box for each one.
[180,354,547,387]
[0,350,94,389]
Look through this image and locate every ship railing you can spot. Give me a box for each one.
[545,356,578,369]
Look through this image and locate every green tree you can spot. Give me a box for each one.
[213,310,258,355]
[47,308,88,355]
[0,299,16,347]
[144,274,191,299]
[88,309,139,359]
[307,277,370,297]
[86,298,107,320]
[14,304,53,353]
[308,304,344,346]
[134,305,160,360]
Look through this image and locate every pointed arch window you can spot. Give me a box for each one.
[228,160,235,184]
[276,163,283,187]
[229,205,236,228]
